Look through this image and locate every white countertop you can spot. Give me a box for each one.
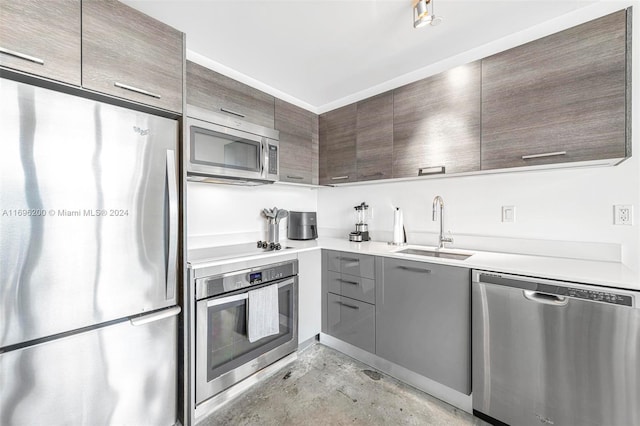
[187,238,640,292]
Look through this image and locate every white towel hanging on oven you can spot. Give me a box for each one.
[247,284,280,343]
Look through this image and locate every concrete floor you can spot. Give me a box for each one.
[199,344,489,426]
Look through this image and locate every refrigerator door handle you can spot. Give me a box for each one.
[166,149,178,300]
[130,306,181,326]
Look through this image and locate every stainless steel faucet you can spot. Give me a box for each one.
[432,195,453,249]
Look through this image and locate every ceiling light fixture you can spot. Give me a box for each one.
[413,0,443,29]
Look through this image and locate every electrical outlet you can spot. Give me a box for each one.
[614,205,633,225]
[502,206,516,223]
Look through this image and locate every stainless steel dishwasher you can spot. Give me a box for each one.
[472,270,640,426]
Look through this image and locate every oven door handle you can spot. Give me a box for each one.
[205,278,295,308]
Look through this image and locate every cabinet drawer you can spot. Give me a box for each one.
[326,271,375,304]
[327,293,375,353]
[326,251,375,279]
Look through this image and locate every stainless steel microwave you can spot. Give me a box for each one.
[186,105,280,185]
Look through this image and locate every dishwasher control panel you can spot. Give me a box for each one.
[565,287,633,307]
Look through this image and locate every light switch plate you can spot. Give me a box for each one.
[614,205,633,225]
[502,206,516,223]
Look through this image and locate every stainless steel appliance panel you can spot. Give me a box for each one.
[0,308,179,425]
[0,78,179,347]
[472,271,640,426]
[195,277,298,404]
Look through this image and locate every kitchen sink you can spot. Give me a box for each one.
[395,248,473,261]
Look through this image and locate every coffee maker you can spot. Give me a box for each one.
[349,202,371,242]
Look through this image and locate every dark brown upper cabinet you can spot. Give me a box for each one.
[481,9,630,170]
[393,61,481,178]
[186,61,275,128]
[319,104,357,185]
[356,92,394,182]
[0,0,81,86]
[275,99,319,185]
[82,0,184,113]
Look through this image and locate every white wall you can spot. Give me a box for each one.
[318,3,640,270]
[187,182,318,248]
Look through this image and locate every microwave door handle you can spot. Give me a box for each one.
[261,140,267,177]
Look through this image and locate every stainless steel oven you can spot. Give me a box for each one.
[195,259,298,404]
[186,105,279,185]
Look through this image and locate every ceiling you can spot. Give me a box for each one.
[124,0,618,112]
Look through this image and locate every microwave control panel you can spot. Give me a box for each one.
[268,144,278,174]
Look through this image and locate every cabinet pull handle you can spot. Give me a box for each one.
[340,279,359,286]
[397,265,431,273]
[339,257,360,263]
[286,175,304,180]
[521,151,566,160]
[361,172,384,178]
[220,107,246,118]
[114,82,161,99]
[418,166,445,176]
[337,301,360,310]
[331,176,349,181]
[0,46,44,65]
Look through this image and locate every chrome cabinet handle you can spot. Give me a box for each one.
[339,257,360,263]
[340,279,359,286]
[130,306,181,326]
[523,290,569,306]
[331,176,349,180]
[337,301,359,310]
[521,151,567,160]
[114,82,161,99]
[165,150,178,300]
[418,166,445,176]
[360,172,384,178]
[0,46,44,65]
[286,175,304,180]
[397,265,431,274]
[220,107,246,118]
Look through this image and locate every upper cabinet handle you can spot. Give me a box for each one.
[521,151,567,160]
[361,172,384,178]
[114,82,161,99]
[0,46,44,65]
[286,175,304,180]
[331,176,349,180]
[418,166,445,176]
[220,108,246,118]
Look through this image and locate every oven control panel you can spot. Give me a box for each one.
[198,260,298,299]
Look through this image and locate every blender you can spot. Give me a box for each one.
[349,202,371,242]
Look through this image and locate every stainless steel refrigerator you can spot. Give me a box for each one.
[0,77,180,425]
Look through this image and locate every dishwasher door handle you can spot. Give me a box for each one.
[523,290,569,306]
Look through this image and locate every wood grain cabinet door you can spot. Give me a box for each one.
[319,104,357,185]
[0,0,81,85]
[186,61,275,128]
[275,99,318,184]
[82,0,183,113]
[393,61,481,178]
[356,92,393,182]
[481,10,629,170]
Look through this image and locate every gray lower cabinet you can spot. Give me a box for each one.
[319,104,357,185]
[0,0,81,86]
[275,99,319,184]
[393,61,481,178]
[326,271,375,305]
[376,257,471,395]
[481,9,630,170]
[325,250,375,279]
[82,0,183,113]
[356,92,394,181]
[326,293,375,353]
[187,60,275,128]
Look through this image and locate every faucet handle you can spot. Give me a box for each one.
[441,231,454,244]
